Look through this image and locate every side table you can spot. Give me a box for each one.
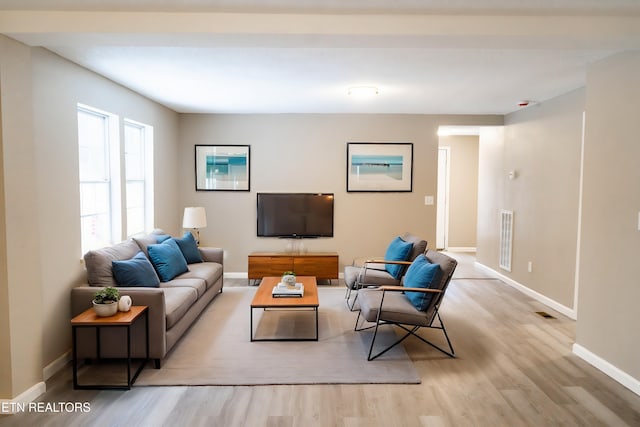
[71,305,149,390]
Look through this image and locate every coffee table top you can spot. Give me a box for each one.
[251,276,319,308]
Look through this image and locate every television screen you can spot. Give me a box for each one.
[257,193,334,238]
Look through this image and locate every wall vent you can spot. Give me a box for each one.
[499,210,514,272]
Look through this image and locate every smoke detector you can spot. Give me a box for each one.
[518,100,536,107]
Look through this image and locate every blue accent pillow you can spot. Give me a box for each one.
[147,239,189,282]
[173,232,203,264]
[403,254,441,311]
[155,234,171,243]
[112,251,160,287]
[384,237,414,279]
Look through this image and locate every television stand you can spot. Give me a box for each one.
[248,252,339,285]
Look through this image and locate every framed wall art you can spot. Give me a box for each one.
[195,145,250,191]
[346,142,413,192]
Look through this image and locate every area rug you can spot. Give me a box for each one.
[135,287,420,385]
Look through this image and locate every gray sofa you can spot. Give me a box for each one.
[70,232,224,368]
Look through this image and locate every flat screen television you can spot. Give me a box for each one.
[257,193,334,238]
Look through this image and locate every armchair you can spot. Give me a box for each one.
[354,250,457,361]
[344,232,427,310]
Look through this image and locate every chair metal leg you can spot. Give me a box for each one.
[357,296,456,360]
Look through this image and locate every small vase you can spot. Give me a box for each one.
[93,300,118,317]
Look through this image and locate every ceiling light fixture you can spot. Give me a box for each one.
[348,86,379,98]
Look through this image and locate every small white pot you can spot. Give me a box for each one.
[118,295,132,312]
[92,300,118,317]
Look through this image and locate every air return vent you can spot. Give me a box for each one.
[535,311,556,319]
[499,210,513,272]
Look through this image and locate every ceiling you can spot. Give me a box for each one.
[2,1,640,115]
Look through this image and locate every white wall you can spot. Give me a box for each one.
[178,114,501,273]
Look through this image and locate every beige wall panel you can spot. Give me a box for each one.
[439,135,479,248]
[178,114,501,273]
[0,35,42,399]
[477,89,584,309]
[577,51,640,380]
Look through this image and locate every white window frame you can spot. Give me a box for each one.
[77,104,121,254]
[123,119,154,238]
[77,104,155,254]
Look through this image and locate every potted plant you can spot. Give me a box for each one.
[281,271,297,287]
[93,287,120,317]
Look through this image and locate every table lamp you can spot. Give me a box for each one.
[182,207,207,244]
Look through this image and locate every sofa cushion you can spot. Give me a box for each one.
[112,251,160,287]
[403,254,441,311]
[384,236,414,279]
[173,232,203,264]
[178,262,223,289]
[160,278,207,298]
[133,232,172,256]
[148,239,189,282]
[359,289,432,327]
[84,239,141,287]
[344,265,400,289]
[162,286,198,329]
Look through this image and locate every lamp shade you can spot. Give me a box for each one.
[182,207,207,229]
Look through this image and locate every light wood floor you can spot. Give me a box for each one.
[2,253,640,426]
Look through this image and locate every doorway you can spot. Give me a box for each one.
[436,127,480,252]
[436,147,450,250]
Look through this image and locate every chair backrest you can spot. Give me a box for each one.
[395,232,428,279]
[422,250,458,323]
[400,232,428,262]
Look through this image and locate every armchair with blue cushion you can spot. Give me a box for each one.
[344,232,427,310]
[354,249,458,361]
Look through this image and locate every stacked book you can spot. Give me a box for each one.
[272,282,304,298]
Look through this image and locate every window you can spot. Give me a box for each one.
[77,106,120,254]
[124,120,154,237]
[77,105,154,254]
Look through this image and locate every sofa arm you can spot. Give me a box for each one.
[199,247,223,264]
[70,286,168,360]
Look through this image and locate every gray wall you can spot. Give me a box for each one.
[577,51,640,381]
[178,114,501,273]
[477,89,584,311]
[0,37,180,398]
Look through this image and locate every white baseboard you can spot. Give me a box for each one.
[447,247,477,253]
[573,343,640,396]
[474,262,576,320]
[0,382,46,414]
[43,351,70,381]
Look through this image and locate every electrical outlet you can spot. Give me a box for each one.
[424,196,434,205]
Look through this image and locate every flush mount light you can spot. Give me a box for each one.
[348,86,379,98]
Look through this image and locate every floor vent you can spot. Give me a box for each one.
[499,210,514,272]
[535,311,556,319]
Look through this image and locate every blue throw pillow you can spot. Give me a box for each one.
[403,254,441,311]
[384,237,414,279]
[155,234,171,243]
[173,232,203,264]
[147,239,189,282]
[112,251,160,287]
